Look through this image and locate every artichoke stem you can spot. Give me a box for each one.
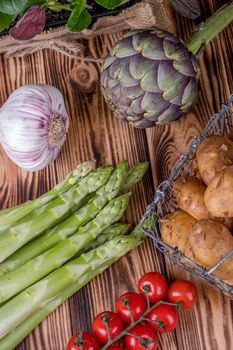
[186,2,233,56]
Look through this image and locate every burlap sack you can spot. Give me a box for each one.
[0,0,170,59]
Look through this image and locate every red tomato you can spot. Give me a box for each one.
[125,324,158,350]
[116,292,147,324]
[108,347,125,350]
[138,272,168,303]
[92,311,124,344]
[168,280,197,309]
[146,304,179,333]
[67,332,100,350]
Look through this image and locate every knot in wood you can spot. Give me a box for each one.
[72,63,98,94]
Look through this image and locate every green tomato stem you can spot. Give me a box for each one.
[102,300,179,349]
[186,2,233,56]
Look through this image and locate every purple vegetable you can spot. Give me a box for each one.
[10,6,46,41]
[101,29,199,128]
[101,3,233,128]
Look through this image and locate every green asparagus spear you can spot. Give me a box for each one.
[123,162,149,189]
[0,223,131,350]
[0,224,130,307]
[0,161,95,217]
[0,265,108,350]
[83,223,130,252]
[0,162,127,274]
[0,161,148,274]
[0,193,131,303]
[0,222,130,276]
[0,223,130,308]
[0,226,144,340]
[0,161,96,231]
[0,166,113,263]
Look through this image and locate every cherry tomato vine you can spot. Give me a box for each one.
[101,299,178,349]
[67,272,198,350]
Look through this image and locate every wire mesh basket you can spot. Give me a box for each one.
[141,94,233,299]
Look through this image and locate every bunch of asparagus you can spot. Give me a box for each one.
[0,160,148,350]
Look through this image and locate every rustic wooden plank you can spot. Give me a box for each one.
[0,0,232,349]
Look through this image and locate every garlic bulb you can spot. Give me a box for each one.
[0,84,69,171]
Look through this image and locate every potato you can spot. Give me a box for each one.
[189,219,233,280]
[204,165,233,217]
[161,210,197,259]
[173,176,210,220]
[160,210,197,259]
[196,135,233,185]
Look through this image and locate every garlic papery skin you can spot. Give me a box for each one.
[0,84,69,171]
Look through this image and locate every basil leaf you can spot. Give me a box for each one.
[0,0,28,15]
[95,0,122,10]
[0,11,13,31]
[170,0,201,19]
[67,0,91,32]
[69,9,91,32]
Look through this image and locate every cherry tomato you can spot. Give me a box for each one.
[116,292,147,324]
[168,280,197,309]
[125,324,158,350]
[146,304,179,333]
[108,347,125,350]
[138,272,168,304]
[67,332,100,350]
[92,311,124,344]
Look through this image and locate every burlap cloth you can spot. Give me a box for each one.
[0,0,171,59]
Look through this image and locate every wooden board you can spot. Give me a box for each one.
[0,0,232,349]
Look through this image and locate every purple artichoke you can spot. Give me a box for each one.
[101,29,200,128]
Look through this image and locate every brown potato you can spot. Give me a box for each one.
[161,210,197,259]
[189,219,233,280]
[196,135,233,185]
[173,176,210,220]
[204,165,233,217]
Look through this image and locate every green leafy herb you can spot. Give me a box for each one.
[0,0,28,15]
[0,11,13,31]
[95,0,122,10]
[75,9,92,31]
[67,0,92,32]
[0,0,125,35]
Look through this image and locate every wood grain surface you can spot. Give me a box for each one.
[0,0,232,349]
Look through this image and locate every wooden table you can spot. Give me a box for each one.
[0,0,232,349]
